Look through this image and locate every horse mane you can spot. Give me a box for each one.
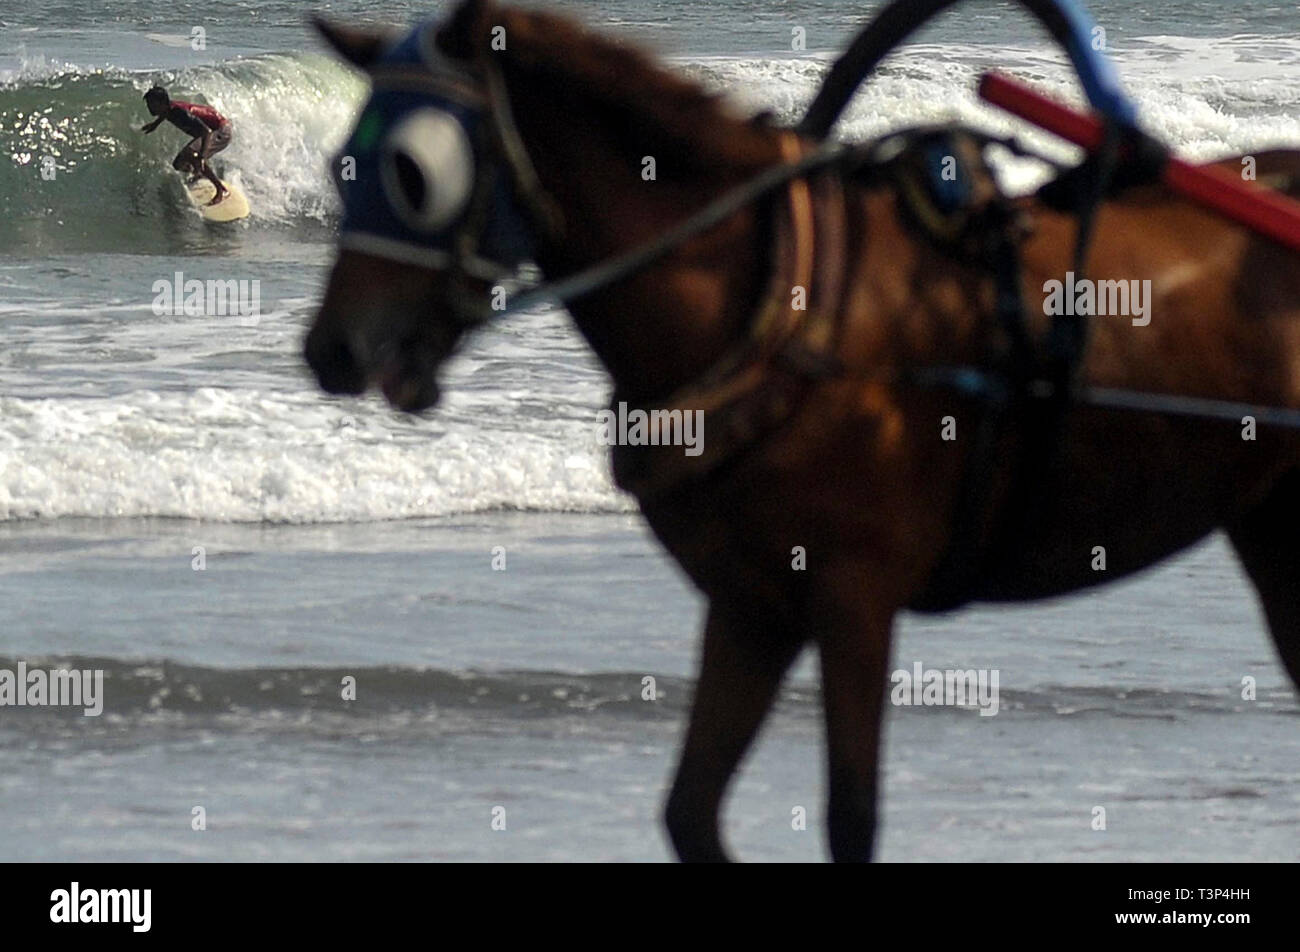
[436,0,782,172]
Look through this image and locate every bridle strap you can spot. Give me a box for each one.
[460,142,858,325]
[369,45,863,331]
[478,51,565,242]
[752,134,817,344]
[352,53,856,331]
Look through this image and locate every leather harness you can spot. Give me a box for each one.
[611,132,848,499]
[609,123,1125,610]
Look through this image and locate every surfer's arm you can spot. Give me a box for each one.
[140,116,164,133]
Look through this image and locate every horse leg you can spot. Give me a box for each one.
[818,607,895,862]
[1227,470,1300,691]
[664,603,802,862]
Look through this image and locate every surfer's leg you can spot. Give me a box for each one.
[201,126,232,203]
[200,162,225,203]
[173,138,202,178]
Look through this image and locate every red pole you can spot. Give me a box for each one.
[979,72,1300,254]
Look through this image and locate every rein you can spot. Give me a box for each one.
[476,143,854,318]
[451,52,858,327]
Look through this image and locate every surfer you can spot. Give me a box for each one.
[140,86,231,205]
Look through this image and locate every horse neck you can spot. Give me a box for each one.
[506,80,780,404]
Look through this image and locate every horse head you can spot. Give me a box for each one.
[304,1,540,411]
[305,0,785,412]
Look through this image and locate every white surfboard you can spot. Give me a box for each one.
[144,33,194,48]
[185,177,250,222]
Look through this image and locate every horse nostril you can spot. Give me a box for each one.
[305,326,368,395]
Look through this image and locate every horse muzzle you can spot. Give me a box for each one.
[375,340,443,412]
[304,314,447,413]
[305,251,456,413]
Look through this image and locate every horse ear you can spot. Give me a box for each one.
[435,0,494,61]
[312,16,395,70]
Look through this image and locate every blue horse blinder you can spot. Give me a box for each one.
[331,23,536,281]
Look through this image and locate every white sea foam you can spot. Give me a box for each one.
[689,36,1300,191]
[0,386,631,522]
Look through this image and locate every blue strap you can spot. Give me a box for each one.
[1031,0,1137,125]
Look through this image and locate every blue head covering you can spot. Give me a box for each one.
[333,21,535,274]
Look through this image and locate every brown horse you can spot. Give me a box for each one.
[305,0,1300,861]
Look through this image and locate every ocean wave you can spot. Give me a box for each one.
[0,656,1289,726]
[4,37,1299,254]
[0,386,633,522]
[0,657,693,721]
[687,36,1300,191]
[0,51,364,250]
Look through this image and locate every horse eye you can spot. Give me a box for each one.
[390,152,427,211]
[380,108,474,232]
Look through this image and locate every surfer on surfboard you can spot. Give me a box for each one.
[140,86,232,205]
